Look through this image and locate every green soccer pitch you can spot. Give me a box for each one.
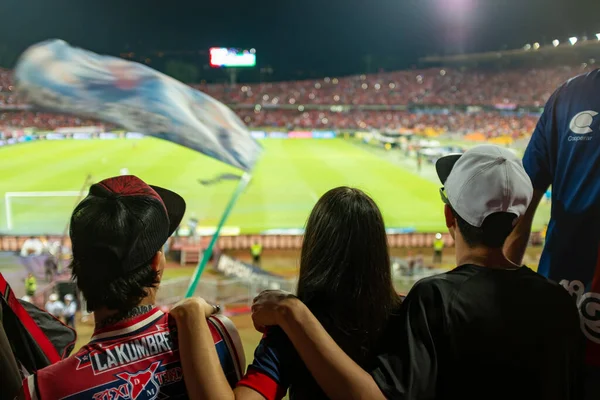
[0,137,551,235]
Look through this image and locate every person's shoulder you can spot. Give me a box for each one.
[563,68,600,89]
[35,349,82,379]
[518,267,578,304]
[518,266,562,286]
[402,270,461,304]
[554,68,600,104]
[412,267,472,291]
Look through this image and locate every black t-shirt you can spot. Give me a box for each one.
[372,264,584,400]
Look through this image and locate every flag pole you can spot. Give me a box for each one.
[185,172,251,298]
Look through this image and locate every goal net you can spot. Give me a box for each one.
[4,191,83,234]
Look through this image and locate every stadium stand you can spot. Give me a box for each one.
[0,111,111,130]
[0,63,592,136]
[0,109,537,138]
[0,68,12,92]
[194,65,592,107]
[236,110,538,137]
[1,64,594,107]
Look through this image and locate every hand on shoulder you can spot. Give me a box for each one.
[251,290,303,333]
[171,297,218,322]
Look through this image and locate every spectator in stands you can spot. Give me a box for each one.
[432,232,444,263]
[174,187,402,399]
[43,255,57,282]
[250,241,263,265]
[62,294,76,329]
[44,293,64,318]
[363,145,581,399]
[19,236,43,257]
[505,68,600,400]
[20,175,209,399]
[188,214,199,243]
[24,273,36,298]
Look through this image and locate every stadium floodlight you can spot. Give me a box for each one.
[596,33,600,41]
[569,37,578,45]
[523,44,532,51]
[552,39,560,47]
[533,42,540,50]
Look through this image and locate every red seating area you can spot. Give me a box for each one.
[0,64,590,135]
[0,111,111,130]
[194,65,592,107]
[0,67,13,92]
[0,110,538,138]
[237,110,538,137]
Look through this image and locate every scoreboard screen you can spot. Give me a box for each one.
[209,48,256,68]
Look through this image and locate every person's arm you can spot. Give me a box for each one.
[505,86,560,265]
[171,298,235,400]
[171,298,268,400]
[252,291,385,400]
[253,286,442,400]
[504,189,544,265]
[235,330,290,400]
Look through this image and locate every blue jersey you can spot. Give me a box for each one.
[523,68,600,365]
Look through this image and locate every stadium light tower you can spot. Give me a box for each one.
[533,42,540,50]
[596,33,600,41]
[523,43,532,51]
[552,39,560,47]
[569,36,578,45]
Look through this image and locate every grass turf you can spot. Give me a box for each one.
[0,137,551,235]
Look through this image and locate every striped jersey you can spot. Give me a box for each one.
[22,308,244,400]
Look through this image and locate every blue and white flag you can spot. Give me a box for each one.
[14,39,261,171]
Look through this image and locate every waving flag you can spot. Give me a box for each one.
[14,39,261,171]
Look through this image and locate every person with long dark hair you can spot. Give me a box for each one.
[172,187,401,399]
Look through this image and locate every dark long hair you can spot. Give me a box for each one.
[297,187,400,365]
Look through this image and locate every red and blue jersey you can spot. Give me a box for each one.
[523,68,600,366]
[22,308,244,400]
[237,329,291,400]
[237,328,339,400]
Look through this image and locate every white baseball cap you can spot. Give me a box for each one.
[49,293,59,302]
[435,145,533,228]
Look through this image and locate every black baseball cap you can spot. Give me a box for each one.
[70,175,186,273]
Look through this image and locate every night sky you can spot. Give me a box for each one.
[0,0,598,80]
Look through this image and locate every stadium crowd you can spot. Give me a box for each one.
[1,65,593,108]
[0,109,537,138]
[238,109,538,137]
[0,68,12,92]
[0,64,591,138]
[195,64,592,107]
[0,111,111,130]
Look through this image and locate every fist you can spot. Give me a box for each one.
[171,297,217,321]
[251,290,297,333]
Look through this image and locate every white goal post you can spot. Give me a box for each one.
[5,191,82,231]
